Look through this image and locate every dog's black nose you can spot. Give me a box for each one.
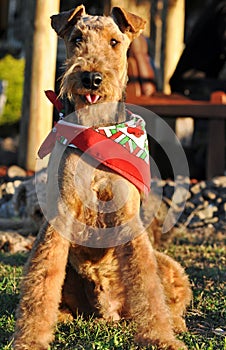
[81,71,102,90]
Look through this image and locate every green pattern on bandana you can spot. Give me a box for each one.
[96,115,149,164]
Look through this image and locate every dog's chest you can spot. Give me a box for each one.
[59,147,138,222]
[68,245,117,281]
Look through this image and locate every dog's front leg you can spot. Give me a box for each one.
[13,222,70,350]
[119,233,187,349]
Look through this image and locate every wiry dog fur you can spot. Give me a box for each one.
[13,6,192,350]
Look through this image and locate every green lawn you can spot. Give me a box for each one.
[0,228,225,350]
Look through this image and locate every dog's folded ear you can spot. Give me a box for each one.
[51,5,86,38]
[111,7,146,40]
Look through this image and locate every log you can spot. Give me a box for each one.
[0,231,35,253]
[19,0,60,171]
[164,0,185,94]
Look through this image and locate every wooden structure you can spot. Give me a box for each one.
[14,0,225,178]
[126,90,226,179]
[18,0,60,171]
[126,1,226,179]
[163,0,185,93]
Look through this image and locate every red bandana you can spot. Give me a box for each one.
[38,114,151,195]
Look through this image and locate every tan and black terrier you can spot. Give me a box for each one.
[13,6,192,350]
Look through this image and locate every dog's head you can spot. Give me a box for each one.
[51,6,146,44]
[51,6,146,117]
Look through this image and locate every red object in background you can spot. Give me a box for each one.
[0,166,7,177]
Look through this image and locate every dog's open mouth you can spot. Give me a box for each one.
[84,94,101,104]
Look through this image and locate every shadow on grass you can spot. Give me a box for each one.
[0,291,18,315]
[188,262,225,276]
[0,291,17,348]
[185,262,225,348]
[0,324,14,349]
[0,252,28,267]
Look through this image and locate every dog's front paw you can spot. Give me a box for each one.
[13,341,48,350]
[172,316,188,334]
[165,339,188,350]
[135,334,187,350]
[57,307,74,323]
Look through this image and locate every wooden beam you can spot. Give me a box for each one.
[207,92,226,178]
[164,0,185,94]
[126,95,226,119]
[207,119,225,178]
[19,0,60,171]
[18,0,35,169]
[126,91,226,178]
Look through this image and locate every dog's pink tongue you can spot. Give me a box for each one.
[85,94,100,104]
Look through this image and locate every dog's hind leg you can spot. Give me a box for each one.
[118,233,187,349]
[13,222,70,350]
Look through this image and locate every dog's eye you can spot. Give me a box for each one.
[110,38,119,47]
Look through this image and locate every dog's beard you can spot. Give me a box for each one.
[76,101,126,127]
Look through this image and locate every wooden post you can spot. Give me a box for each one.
[151,0,167,91]
[207,92,226,178]
[163,0,185,94]
[19,0,60,171]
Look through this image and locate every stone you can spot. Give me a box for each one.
[5,182,15,195]
[167,180,176,187]
[0,231,35,253]
[1,137,17,152]
[223,202,226,213]
[204,217,219,224]
[216,198,222,204]
[190,193,204,206]
[7,165,26,178]
[212,176,226,187]
[190,183,201,194]
[207,224,214,229]
[185,202,195,210]
[189,219,205,228]
[156,180,166,187]
[202,189,217,200]
[14,180,22,189]
[200,181,207,189]
[173,186,190,205]
[0,183,6,198]
[203,200,209,207]
[176,176,190,185]
[196,206,218,220]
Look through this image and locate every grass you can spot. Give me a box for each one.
[0,55,25,125]
[0,228,225,350]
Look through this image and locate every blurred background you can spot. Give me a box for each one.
[0,0,225,180]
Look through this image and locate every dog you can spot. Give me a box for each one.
[13,6,192,349]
